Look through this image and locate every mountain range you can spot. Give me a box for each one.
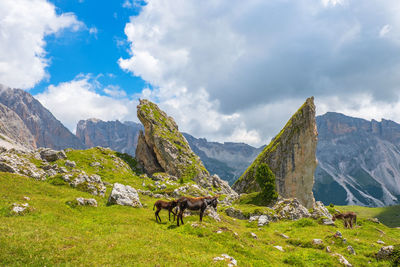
[1,84,400,207]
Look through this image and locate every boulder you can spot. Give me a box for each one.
[108,183,142,207]
[347,246,356,255]
[76,197,98,207]
[233,97,317,208]
[70,173,106,196]
[258,215,269,226]
[11,203,29,215]
[65,160,76,168]
[40,148,67,162]
[273,198,311,220]
[225,207,248,220]
[376,245,394,260]
[312,239,323,245]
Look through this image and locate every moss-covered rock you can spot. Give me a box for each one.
[136,99,237,195]
[233,97,317,208]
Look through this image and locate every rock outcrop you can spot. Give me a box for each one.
[0,84,84,150]
[135,99,237,195]
[76,119,142,156]
[233,97,317,208]
[0,103,36,150]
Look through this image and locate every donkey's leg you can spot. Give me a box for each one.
[156,208,162,223]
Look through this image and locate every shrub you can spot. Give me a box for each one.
[329,203,334,208]
[391,244,400,266]
[255,163,278,205]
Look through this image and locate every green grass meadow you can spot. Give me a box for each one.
[1,172,400,266]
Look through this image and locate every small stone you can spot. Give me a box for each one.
[90,162,102,168]
[347,246,356,255]
[332,253,352,267]
[250,232,258,239]
[368,217,380,224]
[377,240,385,244]
[280,233,289,239]
[153,194,163,198]
[334,231,342,238]
[274,245,284,252]
[249,216,259,222]
[65,160,76,168]
[58,167,68,173]
[313,239,323,245]
[342,238,347,244]
[216,230,222,234]
[258,215,269,226]
[23,196,30,201]
[76,197,98,207]
[326,246,331,253]
[160,184,167,190]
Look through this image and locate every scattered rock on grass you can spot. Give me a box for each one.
[326,246,331,253]
[213,254,237,266]
[334,231,342,238]
[65,160,76,168]
[377,240,385,244]
[40,148,67,162]
[312,239,323,245]
[347,246,356,255]
[279,233,289,239]
[258,215,269,226]
[274,246,284,252]
[11,203,30,215]
[332,253,352,267]
[108,183,142,207]
[76,197,97,207]
[250,232,258,239]
[225,207,247,220]
[368,218,380,224]
[273,198,311,220]
[376,245,394,259]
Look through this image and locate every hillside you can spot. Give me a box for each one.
[314,112,400,207]
[2,168,400,266]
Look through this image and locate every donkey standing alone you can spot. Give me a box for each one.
[176,196,218,226]
[332,211,357,228]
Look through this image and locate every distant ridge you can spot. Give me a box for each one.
[0,84,84,150]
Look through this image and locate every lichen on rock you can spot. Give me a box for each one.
[233,97,317,208]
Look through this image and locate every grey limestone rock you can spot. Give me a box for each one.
[108,183,142,207]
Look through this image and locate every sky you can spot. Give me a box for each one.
[1,0,400,147]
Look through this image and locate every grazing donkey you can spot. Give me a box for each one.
[153,200,178,223]
[176,196,218,226]
[332,212,357,228]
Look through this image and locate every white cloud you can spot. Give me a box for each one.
[89,27,98,38]
[35,75,137,133]
[118,0,400,146]
[104,85,127,98]
[379,24,392,37]
[0,0,83,89]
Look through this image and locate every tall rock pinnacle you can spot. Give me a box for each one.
[233,97,318,208]
[135,99,236,195]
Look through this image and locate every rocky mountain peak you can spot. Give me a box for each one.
[233,97,317,208]
[0,85,84,150]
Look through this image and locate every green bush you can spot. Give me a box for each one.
[391,244,400,266]
[255,163,278,205]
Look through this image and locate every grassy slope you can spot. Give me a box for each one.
[1,172,400,266]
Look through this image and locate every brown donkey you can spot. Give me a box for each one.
[176,196,218,226]
[332,212,357,228]
[153,200,178,223]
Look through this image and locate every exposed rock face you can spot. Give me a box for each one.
[135,99,237,195]
[314,112,400,206]
[108,183,142,207]
[76,119,142,156]
[0,84,84,150]
[183,133,262,185]
[0,103,36,150]
[233,97,317,208]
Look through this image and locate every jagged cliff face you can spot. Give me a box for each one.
[135,99,236,195]
[0,103,36,150]
[76,119,142,156]
[183,133,262,185]
[314,112,400,206]
[0,85,84,150]
[233,97,317,208]
[136,99,209,180]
